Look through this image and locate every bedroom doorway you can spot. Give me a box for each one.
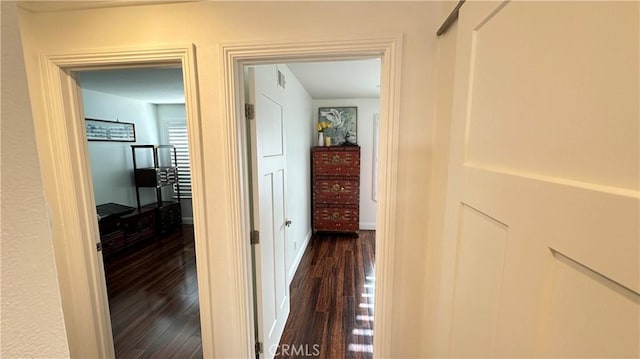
[77,67,202,358]
[219,38,401,358]
[244,60,380,358]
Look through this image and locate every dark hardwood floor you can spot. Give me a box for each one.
[276,231,375,359]
[103,224,202,359]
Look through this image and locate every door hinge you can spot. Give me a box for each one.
[255,341,263,354]
[245,103,255,120]
[250,230,260,245]
[96,242,103,252]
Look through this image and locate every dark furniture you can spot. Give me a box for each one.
[97,202,156,256]
[97,202,181,256]
[96,145,184,256]
[131,145,182,235]
[311,146,360,234]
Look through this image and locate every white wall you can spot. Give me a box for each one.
[313,99,379,230]
[425,3,459,356]
[18,2,441,356]
[156,103,194,223]
[81,89,160,207]
[280,65,314,281]
[0,2,70,357]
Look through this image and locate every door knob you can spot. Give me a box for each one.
[285,219,292,227]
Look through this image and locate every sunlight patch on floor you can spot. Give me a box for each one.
[352,328,374,336]
[348,343,374,353]
[356,315,374,321]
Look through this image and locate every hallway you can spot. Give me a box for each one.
[276,231,375,359]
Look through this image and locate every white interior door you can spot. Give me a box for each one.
[441,1,639,357]
[248,65,290,359]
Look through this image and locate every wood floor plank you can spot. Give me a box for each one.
[276,231,375,359]
[343,250,355,298]
[103,225,203,358]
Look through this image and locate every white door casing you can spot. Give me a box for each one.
[440,1,639,357]
[31,46,209,358]
[248,65,290,358]
[32,37,402,358]
[221,37,403,358]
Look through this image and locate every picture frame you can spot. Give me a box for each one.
[85,118,136,142]
[318,106,357,145]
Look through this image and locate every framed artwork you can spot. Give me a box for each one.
[318,107,357,145]
[85,118,136,142]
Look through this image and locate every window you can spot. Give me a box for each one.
[167,121,192,198]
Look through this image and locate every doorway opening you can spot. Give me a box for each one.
[77,67,202,358]
[244,59,381,358]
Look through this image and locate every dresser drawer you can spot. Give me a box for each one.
[100,230,126,255]
[313,206,359,232]
[312,148,360,176]
[121,210,155,233]
[313,178,359,204]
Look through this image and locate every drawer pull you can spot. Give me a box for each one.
[331,212,341,220]
[332,184,341,192]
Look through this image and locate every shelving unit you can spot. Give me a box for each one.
[131,144,180,209]
[131,145,182,235]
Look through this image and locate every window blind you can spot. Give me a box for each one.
[167,122,192,197]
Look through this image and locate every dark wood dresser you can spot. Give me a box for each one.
[311,146,360,234]
[97,201,181,257]
[97,203,156,256]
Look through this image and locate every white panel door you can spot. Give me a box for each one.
[248,65,289,359]
[441,1,639,357]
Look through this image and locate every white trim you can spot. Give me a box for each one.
[182,216,194,225]
[372,113,380,202]
[33,45,213,358]
[360,223,377,231]
[288,229,313,284]
[220,36,402,358]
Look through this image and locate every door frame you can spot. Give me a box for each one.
[220,36,403,357]
[33,45,211,358]
[33,36,402,358]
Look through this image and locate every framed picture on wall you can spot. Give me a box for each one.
[318,107,357,145]
[85,118,136,142]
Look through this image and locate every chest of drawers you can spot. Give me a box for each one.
[311,146,360,234]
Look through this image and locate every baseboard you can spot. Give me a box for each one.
[182,217,194,225]
[359,222,376,230]
[288,229,312,284]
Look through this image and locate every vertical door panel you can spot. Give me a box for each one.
[259,172,277,336]
[450,204,508,357]
[273,169,287,315]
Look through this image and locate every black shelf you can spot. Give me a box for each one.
[131,145,182,235]
[131,145,181,209]
[134,167,178,188]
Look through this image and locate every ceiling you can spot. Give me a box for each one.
[76,59,381,104]
[18,1,197,13]
[77,67,186,104]
[288,59,380,99]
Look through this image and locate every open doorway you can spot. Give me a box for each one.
[77,67,202,358]
[245,59,380,358]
